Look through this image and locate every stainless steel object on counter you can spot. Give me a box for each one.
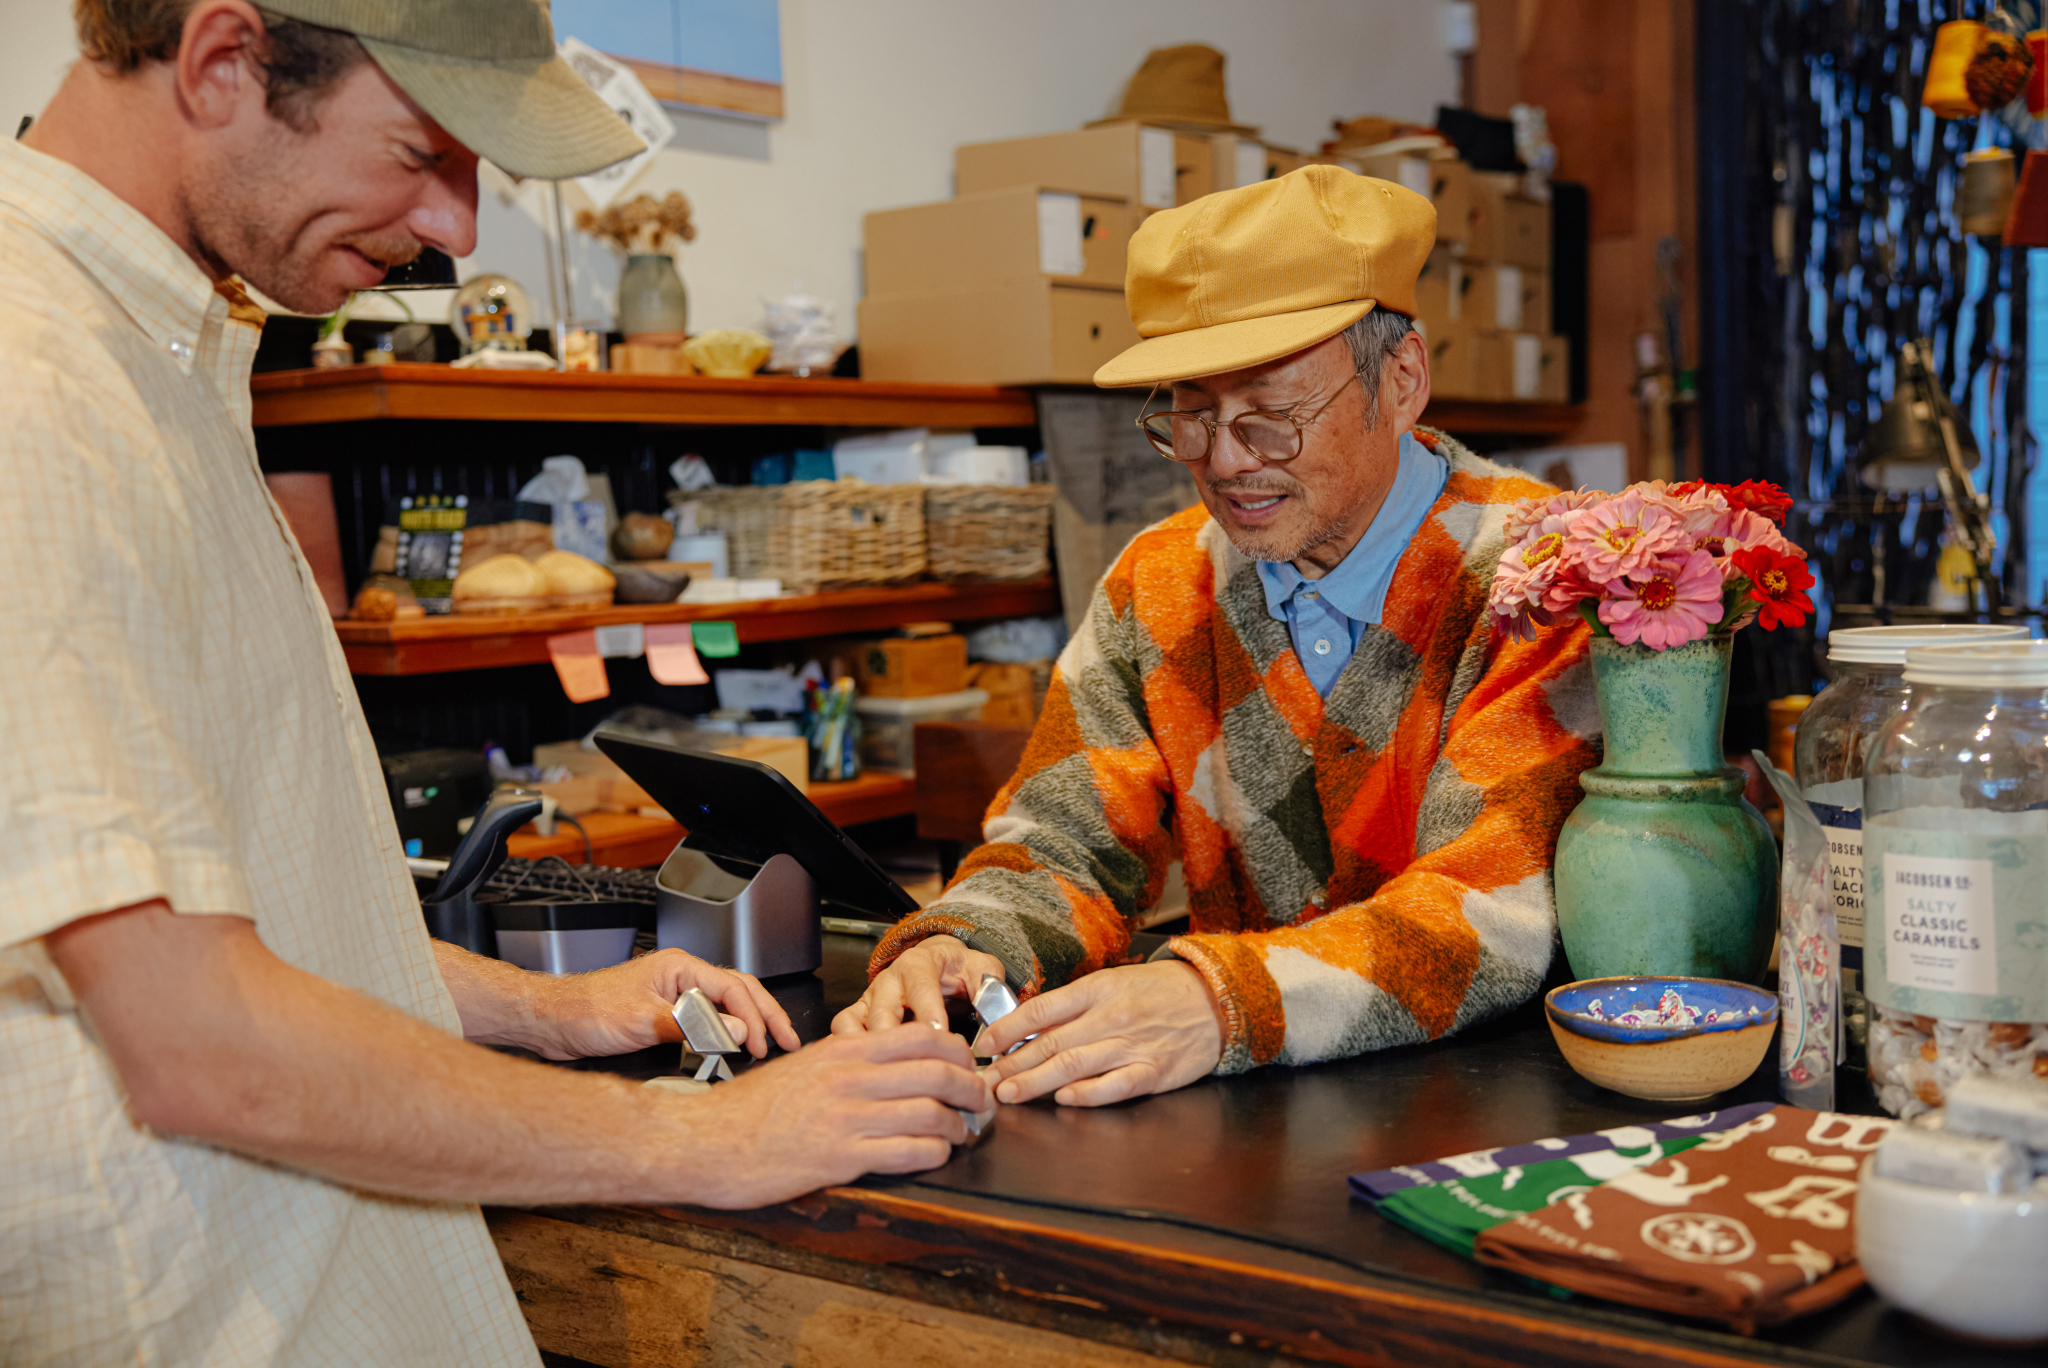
[654,847,821,979]
[671,987,742,1083]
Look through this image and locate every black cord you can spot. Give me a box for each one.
[15,116,31,140]
[557,812,594,865]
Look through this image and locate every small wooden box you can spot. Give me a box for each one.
[856,634,969,698]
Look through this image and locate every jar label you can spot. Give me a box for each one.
[1810,800,1864,958]
[1863,813,2048,1020]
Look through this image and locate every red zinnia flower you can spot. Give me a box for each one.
[1731,545,1814,630]
[1724,480,1794,526]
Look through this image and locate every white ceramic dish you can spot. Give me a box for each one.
[1855,1158,2048,1344]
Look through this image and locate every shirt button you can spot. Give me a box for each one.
[1304,588,1319,599]
[1313,638,1332,655]
[166,338,194,362]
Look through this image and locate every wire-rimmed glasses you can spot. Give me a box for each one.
[1135,367,1367,464]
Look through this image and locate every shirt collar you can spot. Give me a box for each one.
[1258,430,1450,625]
[0,137,263,373]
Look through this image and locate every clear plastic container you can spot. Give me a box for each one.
[1794,624,2027,1067]
[1860,641,2048,1119]
[853,688,989,773]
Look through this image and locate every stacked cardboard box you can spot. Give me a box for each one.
[1412,170,1569,403]
[860,122,1307,386]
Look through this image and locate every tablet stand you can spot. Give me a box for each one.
[653,847,821,979]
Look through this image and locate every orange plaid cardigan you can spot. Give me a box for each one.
[871,433,1600,1073]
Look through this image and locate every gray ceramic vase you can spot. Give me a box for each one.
[1553,634,1777,984]
[616,253,688,346]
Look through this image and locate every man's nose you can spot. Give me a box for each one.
[407,163,480,258]
[1203,423,1266,481]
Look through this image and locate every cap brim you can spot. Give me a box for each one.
[362,39,647,180]
[1093,298,1375,387]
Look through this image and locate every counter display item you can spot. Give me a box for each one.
[1793,624,2028,1072]
[854,688,989,773]
[1862,641,2048,1119]
[1761,757,1841,1111]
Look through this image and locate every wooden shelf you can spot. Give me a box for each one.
[1420,398,1584,436]
[336,577,1061,675]
[251,364,1039,429]
[502,772,917,864]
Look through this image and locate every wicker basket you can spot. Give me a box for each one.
[924,484,1057,582]
[768,479,927,594]
[669,485,780,579]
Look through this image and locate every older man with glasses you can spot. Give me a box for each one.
[835,165,1600,1106]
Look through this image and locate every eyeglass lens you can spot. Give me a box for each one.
[1139,411,1302,463]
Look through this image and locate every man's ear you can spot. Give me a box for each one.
[174,0,271,131]
[1382,327,1431,437]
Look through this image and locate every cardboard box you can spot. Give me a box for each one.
[1351,154,1472,244]
[1208,132,1279,190]
[864,186,1131,295]
[856,633,969,698]
[1467,172,1551,269]
[1459,263,1551,332]
[956,124,1213,210]
[858,281,1139,385]
[1471,330,1555,401]
[969,661,1037,727]
[1417,317,1482,400]
[1415,246,1459,328]
[1537,334,1571,402]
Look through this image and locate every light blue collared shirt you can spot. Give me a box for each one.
[1256,431,1449,697]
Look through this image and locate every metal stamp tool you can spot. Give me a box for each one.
[671,987,742,1083]
[971,973,1035,1062]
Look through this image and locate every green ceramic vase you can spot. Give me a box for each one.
[1552,634,1777,983]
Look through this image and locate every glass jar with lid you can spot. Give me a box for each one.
[1860,640,2048,1119]
[1793,624,2027,1066]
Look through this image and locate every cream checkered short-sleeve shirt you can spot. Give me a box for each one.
[0,138,537,1366]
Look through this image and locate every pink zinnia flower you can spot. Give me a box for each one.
[1721,508,1798,560]
[1567,493,1689,581]
[1502,487,1601,542]
[1598,549,1725,649]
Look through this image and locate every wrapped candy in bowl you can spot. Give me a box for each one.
[1544,976,1778,1102]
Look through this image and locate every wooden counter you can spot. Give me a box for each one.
[490,936,1993,1368]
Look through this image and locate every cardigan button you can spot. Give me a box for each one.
[1310,893,1327,909]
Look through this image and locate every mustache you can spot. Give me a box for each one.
[337,232,424,269]
[1207,477,1301,499]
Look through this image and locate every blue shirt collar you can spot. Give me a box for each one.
[1256,430,1449,626]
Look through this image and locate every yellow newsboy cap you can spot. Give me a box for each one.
[1095,164,1435,388]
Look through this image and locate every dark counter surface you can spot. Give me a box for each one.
[543,932,2011,1368]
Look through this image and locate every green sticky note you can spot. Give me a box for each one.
[691,620,740,658]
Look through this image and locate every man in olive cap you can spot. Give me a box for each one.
[839,166,1598,1108]
[0,5,986,1363]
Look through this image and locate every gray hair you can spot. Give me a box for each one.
[1341,308,1415,430]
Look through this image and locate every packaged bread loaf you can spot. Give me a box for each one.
[451,553,549,614]
[533,549,615,609]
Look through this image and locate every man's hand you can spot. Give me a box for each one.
[979,960,1224,1107]
[540,950,798,1061]
[673,1026,993,1208]
[830,934,1007,1035]
[433,942,797,1062]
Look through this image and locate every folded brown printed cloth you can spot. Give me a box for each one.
[1472,1106,1895,1334]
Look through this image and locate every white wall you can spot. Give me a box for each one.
[4,0,1458,338]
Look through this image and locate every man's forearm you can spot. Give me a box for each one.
[432,936,560,1052]
[50,904,734,1207]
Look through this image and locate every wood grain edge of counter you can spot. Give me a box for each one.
[490,1191,1776,1368]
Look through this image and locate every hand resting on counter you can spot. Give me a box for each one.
[433,941,799,1061]
[834,934,1226,1107]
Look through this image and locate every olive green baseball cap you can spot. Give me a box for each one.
[260,1,646,179]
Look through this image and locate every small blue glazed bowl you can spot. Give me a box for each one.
[1544,976,1778,1102]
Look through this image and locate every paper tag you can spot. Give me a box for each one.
[644,623,709,685]
[1139,127,1177,208]
[546,630,610,703]
[593,623,645,659]
[1496,265,1525,329]
[1235,140,1267,188]
[691,620,740,658]
[1512,333,1542,397]
[1036,192,1085,276]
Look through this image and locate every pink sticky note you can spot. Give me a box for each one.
[546,630,610,702]
[644,623,710,686]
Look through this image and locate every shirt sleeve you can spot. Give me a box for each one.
[1166,617,1597,1073]
[868,557,1172,995]
[0,343,255,951]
